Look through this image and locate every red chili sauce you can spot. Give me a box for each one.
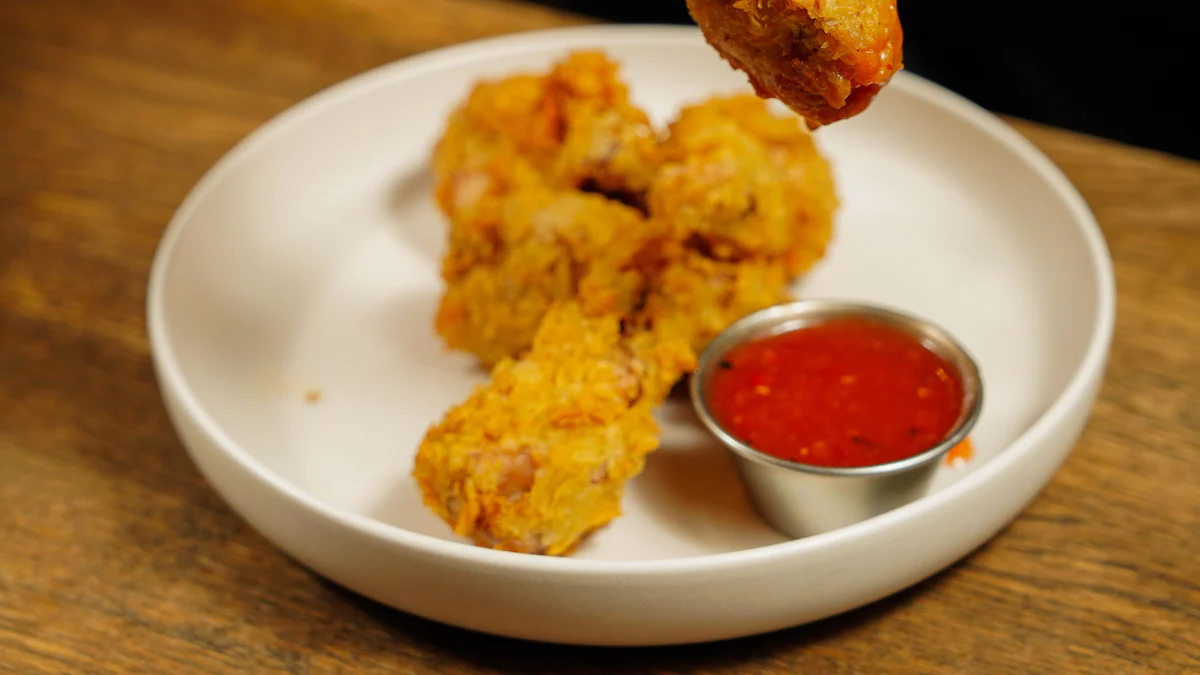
[707,318,965,468]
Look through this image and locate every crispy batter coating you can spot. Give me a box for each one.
[434,91,838,366]
[415,53,842,555]
[414,302,694,555]
[635,251,792,356]
[650,95,837,276]
[435,188,659,368]
[432,51,659,223]
[416,247,787,554]
[686,0,903,126]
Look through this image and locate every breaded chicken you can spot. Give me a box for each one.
[414,302,694,555]
[635,251,792,356]
[432,51,659,223]
[686,0,903,126]
[415,248,788,555]
[650,95,837,276]
[414,54,843,555]
[435,188,660,368]
[435,90,838,367]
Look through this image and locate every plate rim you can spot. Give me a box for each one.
[146,24,1116,575]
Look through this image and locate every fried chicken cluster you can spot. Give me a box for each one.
[413,52,839,555]
[686,0,903,126]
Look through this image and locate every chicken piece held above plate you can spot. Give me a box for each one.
[686,0,903,127]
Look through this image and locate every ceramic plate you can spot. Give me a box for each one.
[147,25,1115,646]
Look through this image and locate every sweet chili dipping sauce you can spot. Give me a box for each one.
[707,318,965,468]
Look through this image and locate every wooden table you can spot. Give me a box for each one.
[2,1,1197,673]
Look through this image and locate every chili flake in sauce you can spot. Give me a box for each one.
[707,318,965,468]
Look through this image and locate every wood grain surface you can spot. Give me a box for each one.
[1,1,1197,673]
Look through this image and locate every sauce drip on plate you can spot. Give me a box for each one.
[707,318,965,468]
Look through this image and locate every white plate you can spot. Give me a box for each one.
[147,25,1115,646]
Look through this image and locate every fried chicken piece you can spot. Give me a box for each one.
[649,95,838,276]
[686,0,903,126]
[633,251,792,356]
[415,241,787,555]
[435,188,660,368]
[414,62,845,555]
[436,94,838,367]
[415,248,789,555]
[414,302,694,555]
[432,51,659,223]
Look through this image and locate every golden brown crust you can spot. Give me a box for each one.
[432,51,660,224]
[686,0,903,126]
[433,89,838,368]
[434,188,659,368]
[651,95,837,277]
[413,302,693,555]
[415,53,842,555]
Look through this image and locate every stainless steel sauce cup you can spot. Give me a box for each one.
[690,300,984,539]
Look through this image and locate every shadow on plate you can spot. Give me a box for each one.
[628,396,787,553]
[386,163,444,264]
[370,285,483,379]
[365,475,467,544]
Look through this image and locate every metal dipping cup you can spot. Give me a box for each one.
[690,300,984,539]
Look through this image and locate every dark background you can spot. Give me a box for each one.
[533,1,1198,160]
